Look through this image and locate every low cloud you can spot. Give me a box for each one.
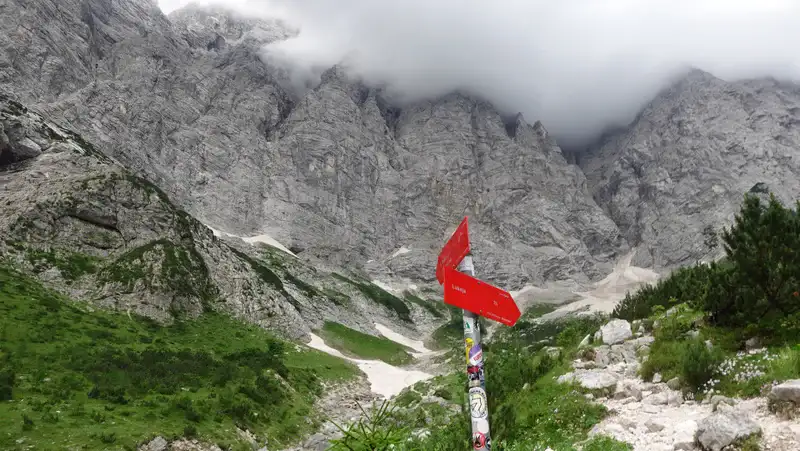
[163,0,800,147]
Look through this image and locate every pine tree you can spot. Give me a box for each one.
[712,194,800,330]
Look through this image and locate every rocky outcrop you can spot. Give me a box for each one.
[0,94,441,340]
[581,70,800,270]
[167,4,294,50]
[0,0,627,289]
[577,320,800,451]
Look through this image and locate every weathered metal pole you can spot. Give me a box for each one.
[458,254,491,451]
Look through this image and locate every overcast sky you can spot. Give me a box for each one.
[158,0,800,147]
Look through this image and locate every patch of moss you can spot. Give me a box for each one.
[403,291,445,319]
[98,240,217,307]
[227,247,304,313]
[331,273,411,322]
[317,322,414,365]
[25,247,101,282]
[284,273,319,298]
[320,288,351,307]
[125,174,172,206]
[229,247,284,292]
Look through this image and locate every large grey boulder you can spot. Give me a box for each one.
[770,380,800,404]
[695,408,761,451]
[600,319,633,345]
[558,370,619,392]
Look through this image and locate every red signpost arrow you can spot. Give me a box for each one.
[435,216,470,285]
[443,266,521,327]
[435,215,522,451]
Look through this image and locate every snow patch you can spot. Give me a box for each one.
[375,323,433,355]
[241,234,296,256]
[205,225,296,257]
[371,279,396,293]
[391,246,411,258]
[306,332,433,399]
[550,251,659,316]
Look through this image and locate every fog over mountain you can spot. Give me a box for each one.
[159,0,800,147]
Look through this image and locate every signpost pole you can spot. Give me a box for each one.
[458,254,491,451]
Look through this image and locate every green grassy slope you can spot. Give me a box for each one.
[0,264,359,451]
[317,322,415,366]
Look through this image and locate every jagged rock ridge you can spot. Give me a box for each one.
[0,0,628,289]
[581,69,800,270]
[0,94,441,339]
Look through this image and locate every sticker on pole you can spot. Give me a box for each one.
[443,266,521,327]
[469,387,488,419]
[436,216,470,285]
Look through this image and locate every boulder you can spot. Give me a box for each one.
[611,344,637,364]
[695,409,761,451]
[645,417,667,433]
[667,390,683,407]
[644,392,669,405]
[673,420,699,451]
[139,437,168,451]
[770,380,800,404]
[667,377,682,391]
[600,319,633,345]
[558,370,618,392]
[745,337,761,351]
[632,335,655,349]
[593,345,612,367]
[710,395,736,411]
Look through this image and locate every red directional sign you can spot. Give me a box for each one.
[436,217,470,285]
[443,266,521,327]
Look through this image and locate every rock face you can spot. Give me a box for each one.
[0,94,439,339]
[581,70,800,270]
[0,0,626,289]
[2,2,800,290]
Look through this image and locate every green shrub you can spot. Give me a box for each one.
[651,302,704,341]
[613,263,717,321]
[328,401,409,451]
[0,365,13,401]
[616,194,800,345]
[403,291,445,319]
[704,195,800,337]
[680,339,722,393]
[641,337,723,393]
